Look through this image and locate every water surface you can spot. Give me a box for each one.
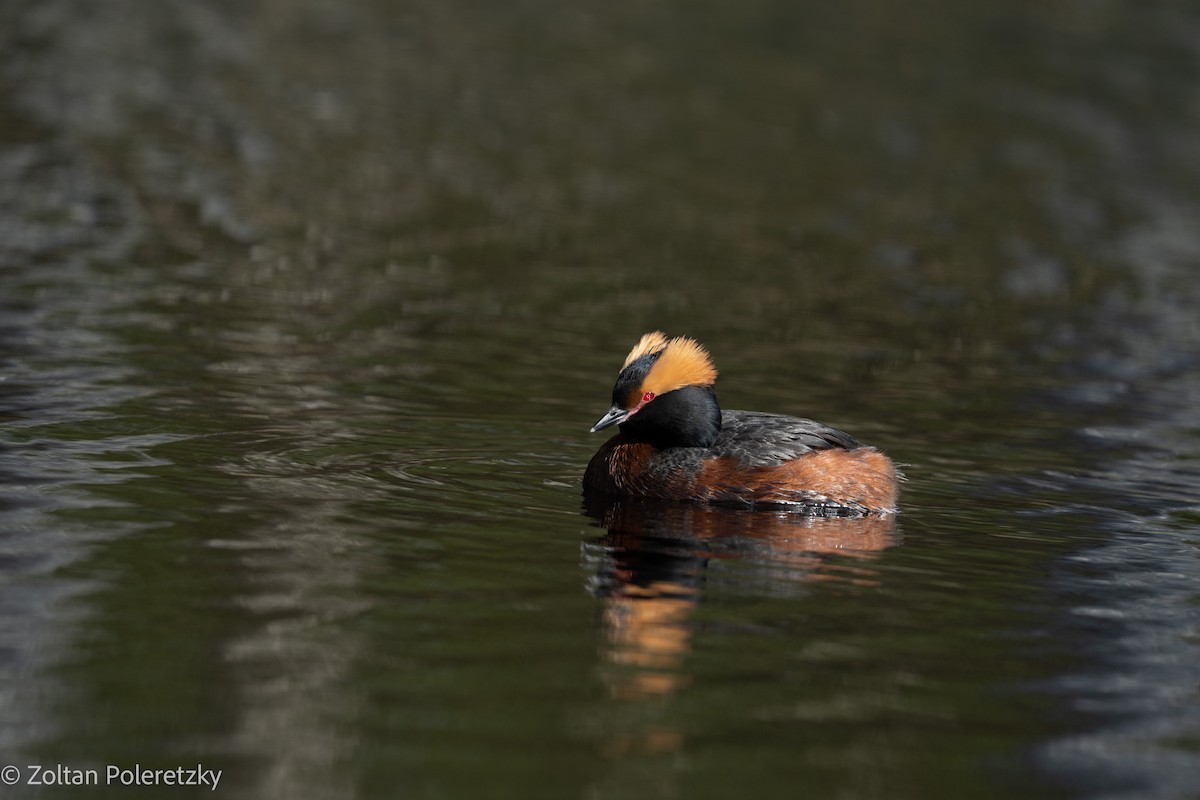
[2,1,1199,798]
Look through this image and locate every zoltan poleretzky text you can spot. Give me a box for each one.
[6,763,222,790]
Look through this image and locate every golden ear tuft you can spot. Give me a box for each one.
[643,336,718,393]
[621,331,670,368]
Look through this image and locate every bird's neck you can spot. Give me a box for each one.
[619,384,722,448]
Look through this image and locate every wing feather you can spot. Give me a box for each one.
[714,410,861,467]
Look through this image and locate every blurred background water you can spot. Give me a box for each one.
[1,1,1199,798]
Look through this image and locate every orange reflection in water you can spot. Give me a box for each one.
[584,497,899,758]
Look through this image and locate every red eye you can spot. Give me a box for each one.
[641,391,655,403]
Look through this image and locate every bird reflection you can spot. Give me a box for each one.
[583,495,898,762]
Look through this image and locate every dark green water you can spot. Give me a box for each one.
[2,1,1199,798]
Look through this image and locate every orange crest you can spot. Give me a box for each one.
[641,335,718,394]
[621,331,669,368]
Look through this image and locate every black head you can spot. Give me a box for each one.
[617,383,722,448]
[590,332,722,448]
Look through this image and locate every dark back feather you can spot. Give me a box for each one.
[713,410,861,467]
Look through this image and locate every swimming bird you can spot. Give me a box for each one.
[584,332,899,514]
